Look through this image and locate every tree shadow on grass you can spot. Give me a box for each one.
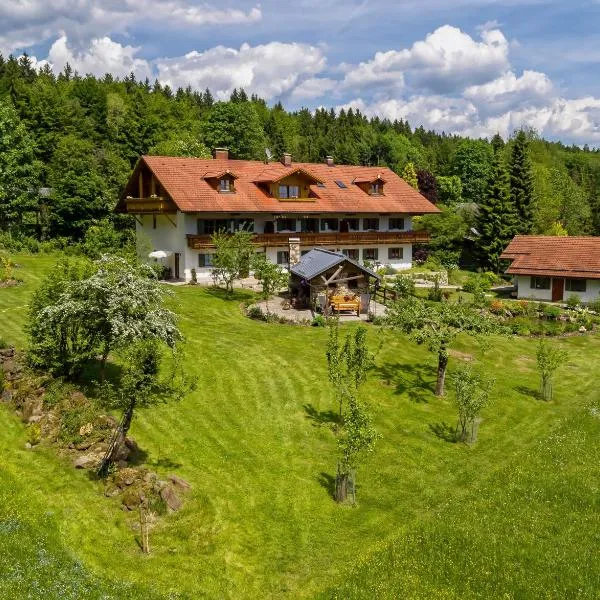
[374,362,434,403]
[515,385,542,401]
[145,456,183,470]
[429,421,457,443]
[303,403,341,426]
[127,445,150,467]
[317,472,336,499]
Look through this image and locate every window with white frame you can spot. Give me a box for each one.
[278,184,300,199]
[198,253,215,267]
[219,178,231,192]
[531,276,551,290]
[363,218,379,231]
[320,218,339,231]
[342,248,359,260]
[389,217,405,230]
[565,278,587,292]
[277,251,290,265]
[388,247,403,259]
[369,182,382,195]
[276,218,297,232]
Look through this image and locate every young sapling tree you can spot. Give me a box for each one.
[453,365,494,443]
[252,253,289,313]
[536,339,567,401]
[211,229,255,295]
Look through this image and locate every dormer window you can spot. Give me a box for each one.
[353,174,386,195]
[278,184,300,199]
[369,182,382,195]
[204,169,237,192]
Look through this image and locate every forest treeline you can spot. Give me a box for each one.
[1,54,599,268]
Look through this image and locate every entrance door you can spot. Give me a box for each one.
[340,219,349,233]
[174,253,181,280]
[551,277,564,302]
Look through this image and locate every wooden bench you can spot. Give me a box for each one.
[329,295,360,316]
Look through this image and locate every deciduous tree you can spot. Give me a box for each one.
[402,162,419,189]
[28,256,181,380]
[252,253,289,313]
[386,297,501,397]
[211,230,255,295]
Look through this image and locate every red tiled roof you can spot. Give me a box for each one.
[501,235,600,279]
[202,169,238,179]
[128,156,439,215]
[352,174,387,184]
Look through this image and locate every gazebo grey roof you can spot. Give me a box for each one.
[290,248,380,282]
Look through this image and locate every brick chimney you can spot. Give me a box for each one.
[281,152,292,167]
[213,147,229,160]
[289,237,301,266]
[325,155,334,166]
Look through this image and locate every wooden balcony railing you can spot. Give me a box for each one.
[124,197,177,214]
[186,230,430,249]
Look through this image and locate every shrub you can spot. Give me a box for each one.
[26,423,41,446]
[432,249,460,272]
[481,271,499,288]
[463,274,492,294]
[587,298,600,313]
[247,305,265,321]
[58,403,99,445]
[312,314,326,327]
[566,294,581,309]
[392,274,415,299]
[488,299,505,315]
[542,304,561,320]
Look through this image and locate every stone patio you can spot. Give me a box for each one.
[253,296,387,323]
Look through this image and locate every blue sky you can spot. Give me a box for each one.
[2,0,600,143]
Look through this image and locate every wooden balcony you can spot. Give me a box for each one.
[186,230,431,250]
[124,196,177,214]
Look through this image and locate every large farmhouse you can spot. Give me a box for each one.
[116,149,439,281]
[501,235,600,302]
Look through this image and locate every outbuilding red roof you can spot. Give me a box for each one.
[501,235,600,279]
[121,155,439,215]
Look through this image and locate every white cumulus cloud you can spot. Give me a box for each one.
[0,0,261,55]
[156,42,327,100]
[339,25,509,96]
[46,35,153,79]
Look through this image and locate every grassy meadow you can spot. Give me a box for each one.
[1,254,599,598]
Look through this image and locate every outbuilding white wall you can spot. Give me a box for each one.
[516,275,600,303]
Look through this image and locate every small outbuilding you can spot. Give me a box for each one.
[289,248,380,314]
[501,235,600,302]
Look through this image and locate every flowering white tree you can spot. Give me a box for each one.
[29,256,181,380]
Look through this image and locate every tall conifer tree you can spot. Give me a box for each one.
[476,140,518,272]
[509,130,534,233]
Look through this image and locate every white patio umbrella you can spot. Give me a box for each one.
[148,250,173,259]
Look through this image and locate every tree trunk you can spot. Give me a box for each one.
[107,398,136,466]
[335,471,349,503]
[121,398,136,440]
[99,340,110,383]
[436,349,448,397]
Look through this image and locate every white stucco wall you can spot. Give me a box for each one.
[139,212,417,281]
[516,275,600,303]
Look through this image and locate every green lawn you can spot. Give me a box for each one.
[1,254,599,598]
